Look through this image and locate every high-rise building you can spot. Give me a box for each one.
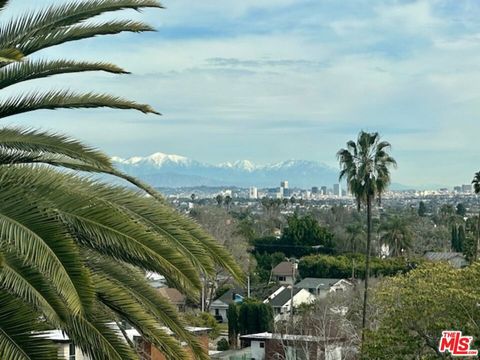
[333,183,341,197]
[280,180,289,197]
[311,186,319,194]
[462,184,472,193]
[321,186,327,195]
[249,187,258,199]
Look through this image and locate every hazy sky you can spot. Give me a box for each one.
[3,0,480,187]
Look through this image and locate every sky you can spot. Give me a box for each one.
[2,0,480,187]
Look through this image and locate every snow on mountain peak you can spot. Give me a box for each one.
[220,159,256,171]
[112,152,191,167]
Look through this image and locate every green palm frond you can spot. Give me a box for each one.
[0,0,162,50]
[0,47,23,63]
[90,256,209,360]
[0,60,128,90]
[0,291,58,360]
[0,183,93,315]
[0,127,112,168]
[95,275,189,360]
[63,312,138,360]
[20,20,154,56]
[0,90,159,119]
[0,249,68,326]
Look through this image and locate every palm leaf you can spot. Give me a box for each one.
[0,291,58,360]
[0,0,162,50]
[0,60,128,90]
[0,90,160,119]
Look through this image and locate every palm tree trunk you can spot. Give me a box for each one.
[361,194,372,345]
[477,212,480,261]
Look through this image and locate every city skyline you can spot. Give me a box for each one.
[4,0,480,187]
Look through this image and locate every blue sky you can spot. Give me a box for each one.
[3,0,480,187]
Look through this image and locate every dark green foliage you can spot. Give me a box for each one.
[227,303,239,348]
[458,225,466,252]
[251,214,335,257]
[451,225,459,252]
[252,251,285,283]
[217,338,229,351]
[298,254,422,279]
[418,201,427,217]
[237,300,273,335]
[456,203,467,217]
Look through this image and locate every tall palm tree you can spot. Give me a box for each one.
[379,215,412,257]
[0,1,243,359]
[337,130,396,343]
[472,171,480,261]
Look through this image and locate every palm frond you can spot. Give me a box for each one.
[95,275,190,360]
[0,60,128,90]
[0,127,113,169]
[0,291,58,360]
[0,90,160,119]
[0,47,23,63]
[0,0,162,50]
[90,256,209,360]
[0,167,93,315]
[20,20,154,56]
[0,249,68,325]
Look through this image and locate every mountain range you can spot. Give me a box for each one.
[111,152,414,190]
[111,152,341,188]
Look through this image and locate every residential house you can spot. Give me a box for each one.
[424,252,469,268]
[263,286,315,321]
[209,288,244,323]
[271,261,295,285]
[45,326,210,360]
[240,332,350,360]
[157,287,186,312]
[294,278,353,298]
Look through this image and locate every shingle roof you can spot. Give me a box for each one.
[266,287,302,307]
[157,288,185,304]
[294,278,346,291]
[215,288,244,305]
[272,261,294,276]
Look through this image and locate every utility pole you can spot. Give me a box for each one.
[288,258,296,331]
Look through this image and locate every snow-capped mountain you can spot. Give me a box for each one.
[112,152,339,188]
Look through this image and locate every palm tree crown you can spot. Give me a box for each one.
[0,1,243,359]
[337,131,397,204]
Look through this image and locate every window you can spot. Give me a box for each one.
[259,342,265,348]
[278,276,286,281]
[215,309,219,316]
[69,343,76,360]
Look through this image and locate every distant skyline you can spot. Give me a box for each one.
[3,0,480,187]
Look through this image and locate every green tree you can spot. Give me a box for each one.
[451,224,459,251]
[238,300,273,335]
[418,201,427,217]
[379,216,412,257]
[457,225,466,252]
[471,171,480,260]
[227,303,239,348]
[456,203,467,217]
[0,1,243,359]
[337,131,396,343]
[215,194,224,207]
[224,195,232,211]
[363,263,480,359]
